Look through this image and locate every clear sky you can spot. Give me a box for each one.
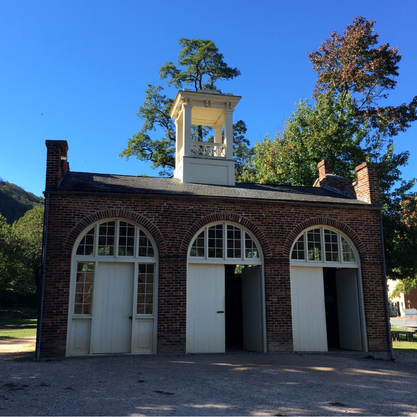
[1,0,416,198]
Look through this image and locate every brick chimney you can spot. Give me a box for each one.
[45,140,69,192]
[317,159,334,180]
[353,162,380,204]
[314,159,353,195]
[315,159,380,205]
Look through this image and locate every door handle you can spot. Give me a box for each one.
[129,316,132,320]
[217,311,224,313]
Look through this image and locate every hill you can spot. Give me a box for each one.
[0,180,44,224]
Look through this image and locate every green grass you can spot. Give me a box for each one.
[0,318,37,328]
[0,327,37,340]
[391,327,417,351]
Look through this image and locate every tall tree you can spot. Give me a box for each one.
[307,16,417,137]
[121,39,248,176]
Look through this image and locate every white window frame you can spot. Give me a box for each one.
[188,221,262,265]
[290,226,359,268]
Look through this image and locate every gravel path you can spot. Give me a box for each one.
[1,350,417,416]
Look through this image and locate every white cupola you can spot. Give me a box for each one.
[170,89,241,186]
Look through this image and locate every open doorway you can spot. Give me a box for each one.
[324,268,364,351]
[225,265,263,353]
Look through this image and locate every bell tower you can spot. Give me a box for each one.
[170,89,241,186]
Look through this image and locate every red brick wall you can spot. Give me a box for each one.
[40,192,390,357]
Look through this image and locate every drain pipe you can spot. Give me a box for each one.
[379,209,395,361]
[35,192,50,362]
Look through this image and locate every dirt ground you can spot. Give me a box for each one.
[1,344,417,416]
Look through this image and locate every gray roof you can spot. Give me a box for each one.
[57,171,370,206]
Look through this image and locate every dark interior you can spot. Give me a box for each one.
[225,264,243,351]
[323,268,340,349]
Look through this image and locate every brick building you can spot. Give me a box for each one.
[37,90,391,359]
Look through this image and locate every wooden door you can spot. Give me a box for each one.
[187,264,225,353]
[242,266,263,352]
[290,266,328,352]
[91,263,134,354]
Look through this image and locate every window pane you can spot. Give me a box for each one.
[291,235,305,260]
[190,231,205,257]
[226,225,242,258]
[138,230,155,257]
[342,237,356,262]
[245,233,259,259]
[208,225,223,258]
[307,229,322,261]
[97,221,115,256]
[74,262,95,315]
[76,228,95,255]
[137,263,154,315]
[118,222,135,256]
[324,230,339,262]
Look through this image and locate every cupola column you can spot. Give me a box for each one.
[224,109,234,160]
[182,103,192,157]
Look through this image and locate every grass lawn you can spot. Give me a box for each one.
[391,327,417,352]
[0,327,37,340]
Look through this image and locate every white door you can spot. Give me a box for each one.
[91,263,134,354]
[187,264,225,353]
[242,266,263,352]
[336,269,363,351]
[290,266,328,352]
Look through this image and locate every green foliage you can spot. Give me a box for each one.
[120,85,176,176]
[239,93,371,185]
[385,194,417,282]
[121,39,247,177]
[0,180,44,224]
[159,38,240,91]
[0,206,44,297]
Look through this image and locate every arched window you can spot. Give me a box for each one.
[188,222,262,264]
[290,227,359,267]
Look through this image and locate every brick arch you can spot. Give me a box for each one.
[283,217,367,263]
[180,212,271,257]
[64,209,166,253]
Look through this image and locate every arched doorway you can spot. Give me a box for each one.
[290,226,367,352]
[67,219,158,356]
[187,222,265,353]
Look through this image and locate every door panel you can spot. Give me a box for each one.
[187,264,225,353]
[91,263,134,354]
[336,269,363,351]
[290,266,328,352]
[242,266,263,352]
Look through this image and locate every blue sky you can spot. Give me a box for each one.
[1,0,416,197]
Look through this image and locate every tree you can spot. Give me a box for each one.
[307,16,417,137]
[385,194,417,283]
[120,39,249,177]
[0,206,44,297]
